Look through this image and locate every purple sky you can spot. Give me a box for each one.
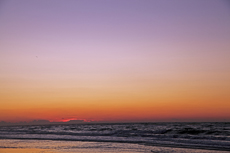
[0,0,230,122]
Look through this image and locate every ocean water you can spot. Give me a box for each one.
[0,122,230,152]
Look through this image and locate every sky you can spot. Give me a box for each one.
[0,0,230,123]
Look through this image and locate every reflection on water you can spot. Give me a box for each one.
[0,139,229,153]
[0,122,230,151]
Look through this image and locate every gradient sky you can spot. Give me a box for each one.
[0,0,230,122]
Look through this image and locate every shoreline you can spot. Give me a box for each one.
[0,138,229,152]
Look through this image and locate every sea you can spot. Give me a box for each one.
[0,122,230,153]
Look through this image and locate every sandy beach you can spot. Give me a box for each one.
[0,139,229,153]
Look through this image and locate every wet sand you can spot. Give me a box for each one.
[0,148,54,153]
[0,139,229,153]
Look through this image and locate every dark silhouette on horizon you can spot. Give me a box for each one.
[0,119,85,126]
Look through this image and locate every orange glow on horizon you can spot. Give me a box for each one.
[0,1,230,123]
